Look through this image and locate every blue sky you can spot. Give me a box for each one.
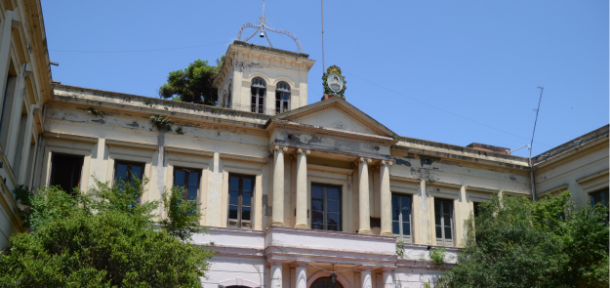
[41,0,608,157]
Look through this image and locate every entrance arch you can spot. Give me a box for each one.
[307,271,351,288]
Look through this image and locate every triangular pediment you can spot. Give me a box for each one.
[273,97,394,137]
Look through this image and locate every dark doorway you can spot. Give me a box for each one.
[50,153,84,194]
[311,277,344,288]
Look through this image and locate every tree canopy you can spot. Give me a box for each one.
[437,192,609,288]
[158,57,224,105]
[0,179,213,288]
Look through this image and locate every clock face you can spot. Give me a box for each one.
[327,73,343,93]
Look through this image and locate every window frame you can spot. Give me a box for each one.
[275,81,291,114]
[250,77,266,114]
[310,183,342,232]
[113,160,145,187]
[590,188,609,207]
[227,173,255,229]
[173,167,202,201]
[392,193,413,243]
[49,153,85,194]
[434,198,455,247]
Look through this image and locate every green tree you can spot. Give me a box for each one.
[0,179,213,287]
[437,192,609,288]
[158,57,224,105]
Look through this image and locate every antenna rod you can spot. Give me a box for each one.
[262,0,265,17]
[529,87,544,200]
[321,0,325,74]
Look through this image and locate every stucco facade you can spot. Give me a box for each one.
[0,2,608,288]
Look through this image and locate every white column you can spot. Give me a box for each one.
[17,105,37,184]
[419,179,431,244]
[295,148,310,229]
[361,268,372,288]
[270,262,283,288]
[358,157,372,234]
[6,63,28,165]
[382,270,394,288]
[295,263,307,288]
[272,145,287,226]
[380,160,393,236]
[0,10,14,112]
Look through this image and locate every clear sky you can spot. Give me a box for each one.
[41,0,608,157]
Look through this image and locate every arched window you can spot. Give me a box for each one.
[275,81,291,114]
[251,77,266,113]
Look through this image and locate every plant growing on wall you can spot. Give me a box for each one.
[429,247,447,265]
[175,126,184,135]
[396,240,405,258]
[87,107,105,118]
[150,114,173,132]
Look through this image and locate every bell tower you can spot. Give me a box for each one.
[213,0,315,115]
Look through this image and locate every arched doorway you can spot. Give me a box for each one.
[311,277,344,288]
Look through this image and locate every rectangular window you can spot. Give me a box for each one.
[435,198,454,247]
[311,183,342,231]
[392,194,413,242]
[591,188,609,207]
[50,153,84,194]
[228,174,254,228]
[173,167,201,201]
[114,160,144,189]
[473,202,482,217]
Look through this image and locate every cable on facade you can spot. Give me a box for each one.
[345,72,552,148]
[49,41,231,54]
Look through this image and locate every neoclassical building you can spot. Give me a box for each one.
[0,2,608,288]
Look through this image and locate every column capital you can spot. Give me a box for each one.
[274,145,288,152]
[381,160,394,166]
[297,148,310,155]
[358,157,372,164]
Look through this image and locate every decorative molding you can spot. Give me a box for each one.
[43,132,98,143]
[220,153,268,164]
[576,168,609,184]
[105,139,157,150]
[164,146,214,157]
[307,164,353,175]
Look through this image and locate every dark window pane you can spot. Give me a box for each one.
[131,166,142,180]
[229,177,239,191]
[443,201,452,215]
[312,185,323,199]
[445,227,453,239]
[228,205,238,219]
[403,222,411,236]
[327,187,340,200]
[435,213,442,225]
[186,187,198,201]
[436,226,443,238]
[392,195,399,208]
[444,214,452,227]
[174,170,186,186]
[116,164,128,182]
[327,200,340,213]
[312,211,324,229]
[242,192,252,206]
[243,178,252,193]
[327,213,340,226]
[229,191,239,205]
[312,199,323,211]
[242,207,251,221]
[392,204,400,221]
[401,196,411,209]
[327,224,338,231]
[188,172,199,186]
[392,222,400,234]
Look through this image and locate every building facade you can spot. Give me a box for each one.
[0,2,608,288]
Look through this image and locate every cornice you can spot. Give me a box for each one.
[533,136,609,171]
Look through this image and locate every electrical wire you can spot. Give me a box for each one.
[49,41,231,54]
[345,72,551,148]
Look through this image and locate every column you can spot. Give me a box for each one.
[0,10,14,113]
[455,185,471,247]
[272,145,287,226]
[380,160,393,236]
[361,268,372,288]
[419,179,431,244]
[382,270,394,288]
[358,157,372,234]
[17,105,37,184]
[295,262,307,288]
[295,148,310,229]
[6,63,28,165]
[270,262,283,288]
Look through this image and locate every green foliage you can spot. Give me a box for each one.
[87,107,106,118]
[158,57,224,105]
[396,240,405,258]
[422,282,431,288]
[429,247,447,265]
[175,126,184,135]
[160,186,206,241]
[150,114,173,132]
[0,177,213,287]
[437,192,609,288]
